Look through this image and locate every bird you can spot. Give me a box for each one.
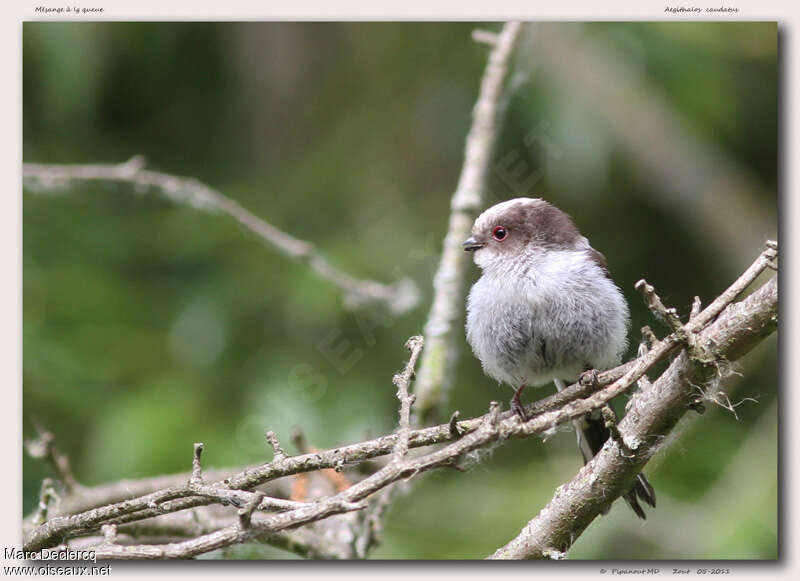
[463,197,655,519]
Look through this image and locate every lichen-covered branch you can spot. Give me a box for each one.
[413,22,523,424]
[22,157,419,315]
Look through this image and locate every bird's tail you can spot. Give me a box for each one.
[572,409,656,519]
[623,473,657,520]
[555,379,656,519]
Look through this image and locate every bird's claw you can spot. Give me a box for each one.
[511,396,528,422]
[579,368,600,389]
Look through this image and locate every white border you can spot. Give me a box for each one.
[3,2,796,579]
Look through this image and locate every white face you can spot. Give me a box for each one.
[470,238,505,270]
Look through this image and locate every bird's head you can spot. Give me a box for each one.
[463,197,588,271]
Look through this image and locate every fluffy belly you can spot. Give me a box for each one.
[466,295,622,388]
[468,308,576,386]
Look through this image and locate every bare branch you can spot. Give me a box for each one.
[18,351,663,553]
[414,22,523,424]
[101,524,117,545]
[188,484,310,513]
[84,339,441,559]
[23,243,777,559]
[448,410,463,439]
[25,421,78,492]
[472,29,499,45]
[32,479,57,526]
[264,431,287,462]
[687,241,776,329]
[107,505,352,559]
[635,279,687,337]
[392,336,423,461]
[22,157,418,315]
[24,468,248,519]
[690,296,703,320]
[350,21,524,553]
[189,443,204,486]
[237,493,265,531]
[489,254,778,559]
[352,335,424,556]
[348,22,523,551]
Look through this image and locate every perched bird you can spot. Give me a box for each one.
[463,197,655,519]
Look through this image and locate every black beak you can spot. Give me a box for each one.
[462,236,485,251]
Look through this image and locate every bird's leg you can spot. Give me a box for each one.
[510,384,528,421]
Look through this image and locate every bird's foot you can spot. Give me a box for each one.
[579,368,600,389]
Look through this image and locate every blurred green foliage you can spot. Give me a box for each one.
[23,22,777,559]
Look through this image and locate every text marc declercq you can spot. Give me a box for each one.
[5,548,97,562]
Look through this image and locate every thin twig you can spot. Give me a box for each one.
[289,426,309,455]
[237,493,265,531]
[32,479,57,526]
[392,336,424,461]
[449,411,463,439]
[18,355,650,552]
[85,338,432,559]
[22,158,419,315]
[101,524,117,545]
[353,335,424,556]
[472,29,499,45]
[265,432,287,462]
[635,279,687,338]
[25,421,78,492]
[189,443,204,486]
[189,484,311,512]
[690,296,703,320]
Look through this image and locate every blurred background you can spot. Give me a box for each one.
[23,22,777,559]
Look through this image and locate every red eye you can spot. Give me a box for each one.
[492,226,508,241]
